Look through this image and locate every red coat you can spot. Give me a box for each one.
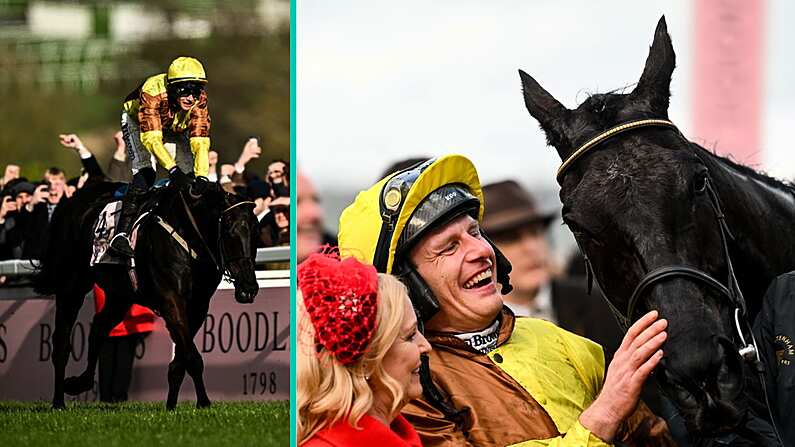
[93,285,156,336]
[302,414,422,447]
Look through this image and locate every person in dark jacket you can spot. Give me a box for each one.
[752,272,795,446]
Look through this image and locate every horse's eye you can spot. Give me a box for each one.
[693,173,708,194]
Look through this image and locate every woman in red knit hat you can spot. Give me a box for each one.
[297,251,431,446]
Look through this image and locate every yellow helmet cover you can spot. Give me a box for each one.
[167,56,208,85]
[339,154,483,274]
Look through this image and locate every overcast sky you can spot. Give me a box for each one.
[298,0,795,227]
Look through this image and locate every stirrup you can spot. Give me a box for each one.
[109,233,134,257]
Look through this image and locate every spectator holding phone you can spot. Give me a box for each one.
[259,196,289,247]
[0,192,22,260]
[267,159,289,198]
[1,165,20,190]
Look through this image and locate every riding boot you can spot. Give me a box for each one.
[109,186,146,257]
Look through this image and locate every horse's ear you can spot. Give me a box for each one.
[518,69,572,158]
[632,16,675,115]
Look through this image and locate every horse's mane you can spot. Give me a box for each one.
[692,141,795,195]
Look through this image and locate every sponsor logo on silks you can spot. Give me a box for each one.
[465,333,499,354]
[774,334,795,366]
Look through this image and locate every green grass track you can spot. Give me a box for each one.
[0,400,289,446]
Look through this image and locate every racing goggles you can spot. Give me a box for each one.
[172,82,204,99]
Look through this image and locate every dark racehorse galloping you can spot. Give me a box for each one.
[519,16,795,444]
[36,181,259,409]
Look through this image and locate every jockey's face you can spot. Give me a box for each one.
[409,214,502,333]
[177,96,195,111]
[172,83,203,111]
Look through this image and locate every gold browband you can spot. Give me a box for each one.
[556,119,678,183]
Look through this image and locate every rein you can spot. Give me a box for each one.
[177,191,255,281]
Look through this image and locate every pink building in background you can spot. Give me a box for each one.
[692,0,766,168]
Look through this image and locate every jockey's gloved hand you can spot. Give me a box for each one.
[190,176,210,196]
[168,167,191,188]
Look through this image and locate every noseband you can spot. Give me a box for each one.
[558,119,759,362]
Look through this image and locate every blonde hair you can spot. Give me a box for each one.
[297,273,409,444]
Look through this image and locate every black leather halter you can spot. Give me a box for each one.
[558,119,758,361]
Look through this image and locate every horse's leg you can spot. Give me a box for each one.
[164,301,210,409]
[64,291,132,396]
[186,301,212,408]
[51,292,87,409]
[165,349,186,410]
[161,295,211,409]
[183,337,210,409]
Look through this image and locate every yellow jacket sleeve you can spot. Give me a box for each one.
[508,420,611,446]
[140,130,177,171]
[190,136,210,177]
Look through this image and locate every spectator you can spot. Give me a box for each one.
[10,181,35,211]
[230,138,262,186]
[59,133,115,184]
[247,180,272,221]
[297,254,430,446]
[1,164,20,191]
[266,159,289,198]
[45,167,68,206]
[207,150,219,182]
[107,131,132,183]
[482,180,624,364]
[259,196,290,247]
[297,171,331,262]
[0,189,23,260]
[481,180,558,319]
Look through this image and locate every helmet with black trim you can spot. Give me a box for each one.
[339,154,512,428]
[338,154,513,323]
[166,56,208,85]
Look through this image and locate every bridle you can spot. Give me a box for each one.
[216,200,257,282]
[179,192,256,282]
[558,119,783,442]
[557,119,758,358]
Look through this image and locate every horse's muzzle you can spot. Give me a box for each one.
[234,284,258,304]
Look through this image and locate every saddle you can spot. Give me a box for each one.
[90,200,150,267]
[90,185,198,268]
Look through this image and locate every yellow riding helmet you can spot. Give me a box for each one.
[339,154,484,274]
[167,57,208,85]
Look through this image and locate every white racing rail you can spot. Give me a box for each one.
[0,246,290,277]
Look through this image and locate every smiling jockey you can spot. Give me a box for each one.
[338,154,675,446]
[110,56,211,257]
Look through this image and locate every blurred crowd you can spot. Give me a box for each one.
[0,132,290,275]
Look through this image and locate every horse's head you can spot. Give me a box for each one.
[210,186,259,304]
[519,16,748,434]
